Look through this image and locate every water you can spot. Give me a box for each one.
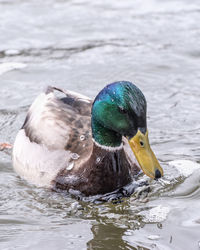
[0,0,200,249]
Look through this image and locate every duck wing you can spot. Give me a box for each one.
[22,86,93,154]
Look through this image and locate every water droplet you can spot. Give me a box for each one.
[66,161,74,170]
[80,135,85,141]
[70,153,80,160]
[96,157,101,164]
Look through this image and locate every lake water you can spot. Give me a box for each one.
[0,0,200,249]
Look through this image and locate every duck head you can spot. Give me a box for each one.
[91,81,163,180]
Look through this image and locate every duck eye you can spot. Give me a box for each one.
[140,140,144,147]
[118,107,127,114]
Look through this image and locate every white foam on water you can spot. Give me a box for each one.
[169,160,200,178]
[139,205,170,223]
[0,62,26,75]
[4,49,20,56]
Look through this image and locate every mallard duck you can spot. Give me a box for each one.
[13,81,163,196]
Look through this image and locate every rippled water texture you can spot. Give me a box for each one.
[0,0,200,249]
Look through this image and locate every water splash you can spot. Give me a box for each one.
[169,160,200,177]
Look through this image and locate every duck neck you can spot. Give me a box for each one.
[91,118,122,149]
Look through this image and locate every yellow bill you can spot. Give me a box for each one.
[128,130,163,179]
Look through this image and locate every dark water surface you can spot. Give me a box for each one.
[0,0,200,249]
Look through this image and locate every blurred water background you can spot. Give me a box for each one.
[0,0,200,249]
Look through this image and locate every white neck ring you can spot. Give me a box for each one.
[93,139,123,152]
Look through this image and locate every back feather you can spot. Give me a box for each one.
[22,86,93,152]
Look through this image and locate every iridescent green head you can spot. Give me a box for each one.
[92,81,147,146]
[92,81,163,180]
